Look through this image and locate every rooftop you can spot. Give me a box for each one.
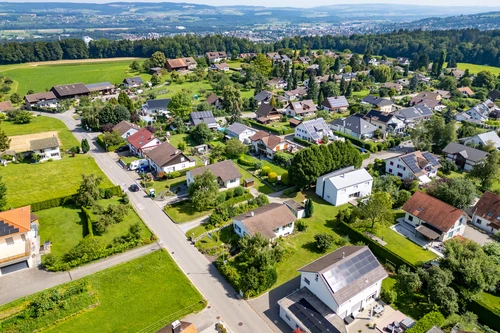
[319,167,373,190]
[146,142,185,168]
[30,136,59,151]
[126,128,155,149]
[473,191,500,228]
[0,206,34,236]
[112,120,140,136]
[189,160,241,183]
[234,203,296,239]
[442,142,488,163]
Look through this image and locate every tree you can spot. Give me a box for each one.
[9,92,22,104]
[169,90,192,120]
[306,73,319,101]
[81,138,90,154]
[305,198,314,217]
[436,50,446,77]
[191,123,212,145]
[117,91,134,111]
[75,174,103,207]
[473,71,496,90]
[409,76,418,91]
[426,266,459,316]
[129,61,141,72]
[13,110,32,124]
[114,104,131,123]
[225,138,248,158]
[222,85,242,123]
[395,265,422,296]
[468,151,500,189]
[150,51,166,68]
[0,176,6,211]
[447,57,457,68]
[188,170,219,211]
[372,65,391,83]
[253,54,272,77]
[314,233,334,253]
[427,178,476,209]
[359,192,393,229]
[333,57,340,73]
[438,76,457,91]
[151,74,161,86]
[0,128,11,152]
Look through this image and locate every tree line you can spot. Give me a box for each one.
[1,29,500,66]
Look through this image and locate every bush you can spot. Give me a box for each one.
[381,288,397,304]
[234,186,245,197]
[260,166,271,176]
[406,312,445,333]
[293,137,313,147]
[283,186,298,196]
[253,161,263,170]
[296,219,308,232]
[216,192,227,204]
[157,171,166,179]
[238,155,254,167]
[225,188,234,198]
[268,172,278,183]
[281,172,289,185]
[314,233,334,252]
[103,188,114,199]
[167,171,181,179]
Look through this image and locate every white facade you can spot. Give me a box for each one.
[0,227,38,274]
[128,139,162,157]
[227,128,257,143]
[385,155,438,182]
[471,214,499,233]
[251,140,288,159]
[233,219,294,241]
[316,168,373,206]
[403,211,466,242]
[294,120,334,144]
[120,128,139,139]
[186,172,240,189]
[149,158,196,174]
[33,146,61,162]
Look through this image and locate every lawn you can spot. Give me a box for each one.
[2,155,113,208]
[1,116,80,150]
[154,80,213,100]
[381,276,431,320]
[0,59,150,96]
[352,89,370,98]
[195,226,240,255]
[168,133,197,151]
[455,62,500,76]
[28,251,204,333]
[149,176,187,197]
[235,154,288,175]
[164,200,212,223]
[477,291,500,315]
[233,164,274,194]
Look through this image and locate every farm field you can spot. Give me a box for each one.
[0,59,150,96]
[2,155,113,208]
[455,62,500,75]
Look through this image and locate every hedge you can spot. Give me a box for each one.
[334,131,378,153]
[96,134,123,152]
[293,137,313,147]
[467,298,500,331]
[405,312,444,333]
[246,119,294,135]
[81,206,94,237]
[238,155,254,167]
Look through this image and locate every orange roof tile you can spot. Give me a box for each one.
[0,206,32,233]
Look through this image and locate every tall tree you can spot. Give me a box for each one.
[81,138,90,154]
[75,174,103,207]
[169,90,192,120]
[0,128,11,152]
[359,192,393,229]
[150,51,167,68]
[436,50,446,77]
[191,123,212,145]
[117,91,134,111]
[222,84,242,123]
[188,170,219,211]
[468,151,500,189]
[306,73,318,101]
[253,53,272,77]
[427,178,477,209]
[0,175,7,211]
[333,57,340,73]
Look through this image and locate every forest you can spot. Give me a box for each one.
[0,29,499,67]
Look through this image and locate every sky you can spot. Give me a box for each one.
[4,0,500,7]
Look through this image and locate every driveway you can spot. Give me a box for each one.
[463,224,496,245]
[362,150,405,168]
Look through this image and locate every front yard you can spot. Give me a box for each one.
[2,155,114,208]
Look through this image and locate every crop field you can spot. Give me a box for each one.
[455,63,500,75]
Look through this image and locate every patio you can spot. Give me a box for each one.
[347,300,415,333]
[390,219,444,258]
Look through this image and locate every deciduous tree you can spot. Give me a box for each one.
[359,192,393,229]
[150,51,167,68]
[225,138,248,158]
[468,150,500,189]
[0,176,7,211]
[188,170,219,211]
[0,128,11,152]
[191,123,212,145]
[169,90,192,120]
[75,174,103,207]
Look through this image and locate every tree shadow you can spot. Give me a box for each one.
[301,241,322,254]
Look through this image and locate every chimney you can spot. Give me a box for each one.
[171,320,181,333]
[250,211,255,217]
[175,149,180,154]
[342,252,345,259]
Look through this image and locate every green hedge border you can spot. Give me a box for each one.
[246,119,294,135]
[96,134,124,152]
[467,298,500,331]
[293,137,313,147]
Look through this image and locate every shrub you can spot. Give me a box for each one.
[157,171,166,179]
[167,171,181,179]
[314,233,334,252]
[234,186,245,197]
[406,312,445,333]
[237,155,254,167]
[225,188,234,198]
[216,192,227,204]
[296,219,308,232]
[268,172,278,183]
[283,186,298,196]
[381,288,397,304]
[260,166,271,176]
[281,172,289,185]
[103,188,114,199]
[253,161,263,170]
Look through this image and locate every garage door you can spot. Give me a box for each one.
[1,261,28,275]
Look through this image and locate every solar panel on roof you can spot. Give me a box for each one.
[288,299,341,333]
[422,152,439,166]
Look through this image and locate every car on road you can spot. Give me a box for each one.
[129,184,140,192]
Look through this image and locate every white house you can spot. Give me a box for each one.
[249,131,288,159]
[123,76,143,88]
[226,122,257,143]
[24,91,59,110]
[30,136,61,162]
[401,191,467,242]
[142,98,171,116]
[442,142,488,171]
[146,142,196,174]
[316,167,373,206]
[295,118,336,144]
[284,200,306,219]
[186,160,241,189]
[285,100,317,118]
[279,245,387,332]
[364,110,406,137]
[233,203,296,241]
[0,206,40,275]
[385,151,441,183]
[471,191,500,234]
[463,131,500,150]
[266,77,287,90]
[112,120,140,139]
[361,95,393,113]
[126,128,162,157]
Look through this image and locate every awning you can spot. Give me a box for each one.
[418,175,432,184]
[416,225,440,240]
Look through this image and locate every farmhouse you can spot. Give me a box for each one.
[462,131,500,150]
[126,128,161,157]
[143,98,171,115]
[330,115,377,139]
[50,83,90,99]
[232,203,296,241]
[24,91,59,110]
[206,51,227,63]
[30,136,61,162]
[112,120,140,139]
[364,110,405,137]
[186,160,241,189]
[210,63,229,72]
[249,131,288,159]
[385,151,441,183]
[442,142,488,171]
[279,246,387,333]
[226,122,256,143]
[123,76,143,88]
[0,101,14,112]
[401,191,467,242]
[0,206,40,275]
[85,82,115,95]
[361,95,393,113]
[471,191,500,233]
[146,142,196,174]
[295,118,335,144]
[316,167,373,206]
[190,111,218,129]
[321,96,349,113]
[255,103,281,123]
[285,100,317,117]
[166,57,197,71]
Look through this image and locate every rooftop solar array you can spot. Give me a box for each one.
[323,249,380,293]
[288,298,341,333]
[422,152,440,166]
[0,220,20,237]
[401,154,421,174]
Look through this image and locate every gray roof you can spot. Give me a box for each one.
[188,160,241,183]
[51,83,90,98]
[426,327,445,333]
[190,111,217,127]
[227,122,252,135]
[24,91,58,103]
[395,105,433,120]
[254,90,273,102]
[112,120,140,136]
[85,82,115,92]
[301,118,332,141]
[362,95,392,107]
[146,98,171,109]
[442,142,488,163]
[124,76,143,85]
[331,115,377,135]
[234,203,296,239]
[323,96,349,109]
[476,131,500,148]
[30,136,59,151]
[299,246,387,306]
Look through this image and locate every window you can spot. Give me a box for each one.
[459,217,464,225]
[390,161,394,166]
[51,153,59,157]
[476,218,482,225]
[234,224,241,233]
[5,237,14,245]
[21,234,26,241]
[448,231,453,238]
[304,277,310,285]
[389,168,393,173]
[397,172,403,177]
[408,215,413,222]
[315,274,319,282]
[285,314,291,321]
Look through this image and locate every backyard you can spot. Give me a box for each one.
[2,155,114,208]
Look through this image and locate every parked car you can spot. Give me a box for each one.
[129,159,148,170]
[129,184,140,192]
[115,145,129,153]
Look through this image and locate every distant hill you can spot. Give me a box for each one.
[388,11,500,30]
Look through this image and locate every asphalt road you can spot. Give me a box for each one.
[47,111,274,333]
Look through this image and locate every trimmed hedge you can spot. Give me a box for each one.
[467,298,500,331]
[293,137,313,147]
[96,134,123,152]
[247,119,294,135]
[238,155,254,167]
[334,131,378,152]
[406,312,444,333]
[81,206,94,237]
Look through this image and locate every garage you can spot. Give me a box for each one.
[1,261,29,275]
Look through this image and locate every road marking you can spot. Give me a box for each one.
[136,203,145,210]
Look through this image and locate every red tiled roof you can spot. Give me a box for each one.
[126,128,155,149]
[473,191,500,228]
[0,206,34,233]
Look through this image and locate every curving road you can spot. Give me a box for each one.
[47,111,274,333]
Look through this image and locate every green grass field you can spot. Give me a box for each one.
[455,63,500,75]
[1,116,80,150]
[0,60,150,96]
[2,155,113,208]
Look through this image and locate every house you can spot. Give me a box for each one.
[364,109,405,137]
[85,82,115,95]
[0,101,14,112]
[267,77,287,90]
[305,64,319,75]
[279,245,387,331]
[410,92,441,106]
[30,136,61,162]
[395,105,433,125]
[190,111,218,130]
[123,76,143,88]
[126,128,161,157]
[253,90,274,106]
[0,206,40,275]
[239,53,257,59]
[434,90,451,99]
[361,95,393,113]
[463,131,500,150]
[233,203,296,241]
[458,87,475,97]
[112,120,140,139]
[321,96,349,113]
[285,100,317,117]
[442,142,488,171]
[283,87,308,101]
[488,89,500,102]
[255,103,281,123]
[368,58,380,66]
[166,58,188,71]
[24,91,59,110]
[416,99,444,112]
[299,56,312,64]
[295,118,336,144]
[316,167,373,206]
[401,191,467,242]
[266,52,281,61]
[249,131,288,159]
[415,73,431,85]
[146,142,196,174]
[205,93,223,109]
[186,160,241,189]
[385,151,441,183]
[284,200,305,219]
[206,51,227,63]
[142,98,171,116]
[471,191,500,233]
[380,82,403,93]
[397,57,410,66]
[446,68,465,79]
[461,102,491,123]
[50,83,90,99]
[211,63,229,72]
[149,67,163,75]
[330,115,377,139]
[226,122,256,143]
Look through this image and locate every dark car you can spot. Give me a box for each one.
[115,145,129,153]
[129,184,140,192]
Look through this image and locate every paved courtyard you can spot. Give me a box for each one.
[462,224,496,245]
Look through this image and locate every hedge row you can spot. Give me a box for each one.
[293,137,313,147]
[247,119,294,135]
[96,134,123,152]
[467,298,500,331]
[81,206,94,237]
[334,131,378,152]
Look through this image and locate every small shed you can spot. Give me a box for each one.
[289,117,302,128]
[244,178,254,187]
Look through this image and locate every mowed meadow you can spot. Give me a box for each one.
[0,58,150,96]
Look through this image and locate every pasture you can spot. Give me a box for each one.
[455,62,500,75]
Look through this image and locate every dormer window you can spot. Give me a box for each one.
[417,208,422,212]
[488,212,493,217]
